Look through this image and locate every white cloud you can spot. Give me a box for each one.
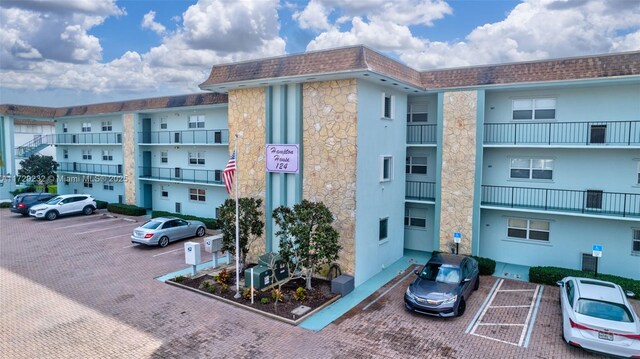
[141,11,166,35]
[292,0,332,31]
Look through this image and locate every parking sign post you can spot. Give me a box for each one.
[453,232,462,255]
[592,245,603,277]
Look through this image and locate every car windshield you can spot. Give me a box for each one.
[45,197,62,205]
[419,264,461,284]
[140,221,162,230]
[575,299,634,322]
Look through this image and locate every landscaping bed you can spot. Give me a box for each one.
[168,269,339,323]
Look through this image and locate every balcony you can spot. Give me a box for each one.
[406,181,436,202]
[484,121,640,146]
[407,124,437,145]
[56,133,123,145]
[58,162,123,176]
[138,166,223,185]
[481,185,640,219]
[138,130,229,145]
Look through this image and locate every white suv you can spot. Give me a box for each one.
[30,194,97,220]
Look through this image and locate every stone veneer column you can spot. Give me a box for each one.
[439,91,477,254]
[122,113,136,205]
[302,79,358,276]
[227,88,267,257]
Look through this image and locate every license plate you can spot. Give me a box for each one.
[598,332,613,341]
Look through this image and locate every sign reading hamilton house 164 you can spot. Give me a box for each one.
[265,144,299,174]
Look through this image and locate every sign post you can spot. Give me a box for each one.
[453,232,462,255]
[592,245,603,277]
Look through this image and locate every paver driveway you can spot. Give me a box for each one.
[1,208,636,358]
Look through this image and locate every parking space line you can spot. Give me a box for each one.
[522,286,544,348]
[471,333,520,347]
[465,278,501,334]
[468,279,505,335]
[497,289,536,292]
[151,239,204,257]
[362,268,415,311]
[76,224,138,235]
[99,234,132,241]
[122,244,139,248]
[51,218,121,230]
[517,285,540,346]
[489,305,531,308]
[477,323,526,326]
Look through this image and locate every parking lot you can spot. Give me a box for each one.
[1,208,637,358]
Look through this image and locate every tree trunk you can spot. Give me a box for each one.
[306,268,313,290]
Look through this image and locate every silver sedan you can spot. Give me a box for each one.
[131,217,206,247]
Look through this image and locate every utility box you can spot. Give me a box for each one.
[244,265,272,290]
[184,242,201,265]
[331,274,354,296]
[204,234,224,253]
[258,253,289,282]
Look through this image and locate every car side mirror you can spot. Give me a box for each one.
[556,281,564,287]
[462,278,471,283]
[625,290,635,298]
[414,269,419,275]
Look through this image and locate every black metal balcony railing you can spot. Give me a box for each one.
[138,166,223,184]
[58,162,123,175]
[484,121,640,146]
[56,133,123,144]
[407,124,437,145]
[481,185,640,218]
[138,130,229,145]
[406,181,436,202]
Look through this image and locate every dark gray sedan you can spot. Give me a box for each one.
[404,253,479,317]
[130,217,206,248]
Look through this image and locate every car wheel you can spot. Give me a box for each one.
[82,206,94,215]
[46,211,58,221]
[21,213,29,217]
[196,226,205,237]
[457,298,466,317]
[158,236,170,248]
[474,276,480,291]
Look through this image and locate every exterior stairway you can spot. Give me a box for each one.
[15,134,54,158]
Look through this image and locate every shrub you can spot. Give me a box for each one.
[529,266,639,299]
[292,287,307,301]
[219,283,229,293]
[215,269,231,285]
[271,288,284,302]
[0,202,11,208]
[243,287,258,300]
[152,210,218,230]
[107,203,146,216]
[471,256,497,276]
[260,297,270,305]
[174,275,186,283]
[10,185,36,196]
[95,200,109,209]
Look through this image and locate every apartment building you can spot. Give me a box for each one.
[2,46,638,286]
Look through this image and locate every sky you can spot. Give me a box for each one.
[0,0,639,107]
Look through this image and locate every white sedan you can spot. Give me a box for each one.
[557,276,640,358]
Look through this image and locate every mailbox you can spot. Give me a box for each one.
[244,265,272,290]
[184,242,201,265]
[259,253,289,282]
[204,234,224,253]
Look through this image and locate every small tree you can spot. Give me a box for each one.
[17,154,58,192]
[273,200,341,290]
[218,197,264,271]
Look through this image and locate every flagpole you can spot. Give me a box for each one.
[233,134,241,298]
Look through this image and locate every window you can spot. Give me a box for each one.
[189,188,206,202]
[512,98,556,120]
[161,186,168,197]
[188,152,205,165]
[590,125,606,144]
[102,150,113,161]
[381,93,394,119]
[379,218,388,241]
[160,118,167,130]
[510,158,553,180]
[103,183,114,191]
[586,190,603,209]
[507,218,550,241]
[161,152,168,164]
[83,177,93,188]
[63,149,68,159]
[175,202,181,213]
[188,115,205,129]
[404,207,427,228]
[214,170,222,182]
[406,156,427,174]
[637,163,640,185]
[406,103,428,123]
[101,121,112,132]
[380,156,393,182]
[62,123,68,133]
[633,229,640,254]
[82,149,92,160]
[565,280,575,304]
[81,122,92,132]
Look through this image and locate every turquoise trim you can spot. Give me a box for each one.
[472,90,485,256]
[295,84,303,203]
[433,92,444,251]
[0,116,5,175]
[265,87,273,252]
[280,85,288,207]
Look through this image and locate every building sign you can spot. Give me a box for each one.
[266,144,299,174]
[592,244,603,258]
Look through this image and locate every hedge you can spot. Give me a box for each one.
[431,251,497,276]
[151,210,218,230]
[529,266,639,299]
[10,185,36,196]
[0,202,11,208]
[95,200,109,210]
[107,203,146,216]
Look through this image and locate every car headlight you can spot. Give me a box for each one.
[443,295,457,305]
[406,287,414,298]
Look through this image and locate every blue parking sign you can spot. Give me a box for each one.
[592,245,603,257]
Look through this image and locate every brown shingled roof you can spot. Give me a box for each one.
[14,119,55,126]
[200,45,640,90]
[1,93,228,119]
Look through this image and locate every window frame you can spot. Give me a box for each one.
[381,92,395,120]
[188,152,205,165]
[81,122,92,132]
[637,162,640,185]
[82,149,92,160]
[103,182,114,191]
[161,151,168,164]
[507,217,550,242]
[379,217,389,241]
[62,123,68,133]
[406,103,428,123]
[101,121,112,132]
[63,149,68,159]
[633,229,640,254]
[101,149,113,161]
[404,207,427,228]
[512,98,556,121]
[160,118,168,130]
[189,188,206,202]
[188,115,205,129]
[380,155,393,182]
[161,185,169,198]
[406,156,428,175]
[509,158,553,181]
